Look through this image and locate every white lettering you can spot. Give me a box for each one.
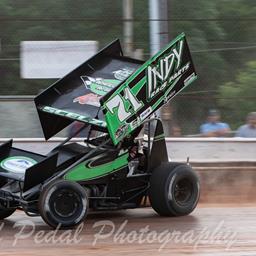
[106,87,141,122]
[147,39,185,99]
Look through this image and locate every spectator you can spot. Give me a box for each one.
[236,112,256,138]
[200,109,230,137]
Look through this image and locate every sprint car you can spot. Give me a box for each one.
[0,33,200,228]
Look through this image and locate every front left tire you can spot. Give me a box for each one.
[38,180,88,228]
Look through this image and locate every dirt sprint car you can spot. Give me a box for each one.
[0,33,200,228]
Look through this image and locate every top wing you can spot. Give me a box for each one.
[101,33,197,145]
[34,39,143,139]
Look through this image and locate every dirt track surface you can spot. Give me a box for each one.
[0,205,256,256]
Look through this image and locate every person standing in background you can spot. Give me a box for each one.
[236,112,256,138]
[200,109,230,137]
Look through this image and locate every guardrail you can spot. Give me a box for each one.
[0,137,255,162]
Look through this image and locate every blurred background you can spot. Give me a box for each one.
[0,0,256,138]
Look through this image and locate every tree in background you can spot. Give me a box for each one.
[217,0,256,78]
[218,61,256,130]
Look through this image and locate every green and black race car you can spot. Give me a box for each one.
[0,33,200,228]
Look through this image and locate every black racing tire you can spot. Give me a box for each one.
[149,162,200,216]
[0,207,16,220]
[38,180,88,228]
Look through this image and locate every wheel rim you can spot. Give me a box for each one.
[50,188,82,219]
[172,178,193,206]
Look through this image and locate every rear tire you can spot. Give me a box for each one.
[149,162,200,216]
[38,180,88,228]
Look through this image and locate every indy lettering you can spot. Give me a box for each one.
[147,39,185,100]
